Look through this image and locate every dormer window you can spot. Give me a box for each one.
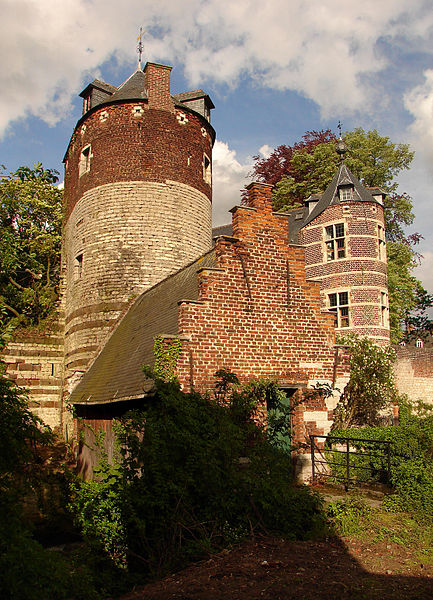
[339,185,353,202]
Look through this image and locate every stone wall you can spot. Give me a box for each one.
[394,346,433,403]
[2,328,64,429]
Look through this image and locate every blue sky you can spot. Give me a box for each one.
[1,0,433,301]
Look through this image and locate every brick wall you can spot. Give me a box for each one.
[394,347,433,402]
[2,327,64,429]
[300,201,390,345]
[175,183,349,446]
[64,102,214,220]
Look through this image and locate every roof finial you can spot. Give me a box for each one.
[336,121,347,162]
[136,26,145,69]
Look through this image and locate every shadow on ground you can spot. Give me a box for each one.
[121,535,433,600]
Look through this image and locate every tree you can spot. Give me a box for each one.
[0,163,63,328]
[332,334,398,430]
[251,128,431,341]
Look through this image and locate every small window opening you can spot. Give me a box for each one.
[325,223,345,260]
[380,292,388,327]
[378,224,386,260]
[416,338,424,348]
[203,154,212,185]
[329,291,350,328]
[51,363,55,376]
[79,145,92,177]
[74,253,83,281]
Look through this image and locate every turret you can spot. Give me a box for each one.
[62,62,215,385]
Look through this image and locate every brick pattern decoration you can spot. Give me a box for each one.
[394,347,433,402]
[62,64,214,387]
[299,202,390,345]
[2,328,64,429]
[175,183,349,445]
[64,102,213,221]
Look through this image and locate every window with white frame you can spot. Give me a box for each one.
[339,186,353,202]
[378,224,386,260]
[325,223,346,260]
[79,145,92,177]
[416,338,424,348]
[329,291,350,328]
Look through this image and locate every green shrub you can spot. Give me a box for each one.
[330,406,433,516]
[71,373,326,577]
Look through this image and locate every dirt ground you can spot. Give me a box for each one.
[121,533,433,600]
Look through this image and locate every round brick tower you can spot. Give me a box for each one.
[62,62,215,379]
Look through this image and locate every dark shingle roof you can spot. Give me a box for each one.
[103,68,148,102]
[302,163,379,227]
[70,250,216,405]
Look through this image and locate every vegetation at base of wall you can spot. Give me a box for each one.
[70,371,327,581]
[332,334,398,430]
[329,402,433,516]
[0,164,63,331]
[249,128,432,342]
[0,328,102,599]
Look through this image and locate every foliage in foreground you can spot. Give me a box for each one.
[70,372,326,578]
[330,402,433,516]
[332,334,398,430]
[0,164,63,328]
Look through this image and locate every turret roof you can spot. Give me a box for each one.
[302,162,379,227]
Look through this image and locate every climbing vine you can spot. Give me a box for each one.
[153,336,183,382]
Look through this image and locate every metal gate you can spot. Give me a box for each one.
[310,434,392,490]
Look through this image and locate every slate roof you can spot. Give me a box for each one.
[79,79,117,99]
[212,224,233,239]
[70,250,217,405]
[302,162,379,228]
[102,68,148,102]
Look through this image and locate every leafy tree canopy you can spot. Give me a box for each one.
[251,128,431,342]
[0,163,63,328]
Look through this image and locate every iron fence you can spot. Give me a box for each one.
[310,434,392,491]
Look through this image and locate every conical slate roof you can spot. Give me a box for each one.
[103,68,148,102]
[302,162,378,227]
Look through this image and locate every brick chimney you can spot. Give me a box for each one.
[244,182,274,212]
[144,62,175,113]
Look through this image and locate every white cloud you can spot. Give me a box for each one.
[212,140,252,226]
[2,0,433,136]
[258,144,273,159]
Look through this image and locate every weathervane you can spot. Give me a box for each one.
[336,121,347,162]
[137,27,145,68]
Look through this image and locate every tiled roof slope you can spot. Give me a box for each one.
[70,250,216,405]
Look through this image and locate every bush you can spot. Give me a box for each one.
[71,373,326,577]
[330,405,433,516]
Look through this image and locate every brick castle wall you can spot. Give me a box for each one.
[63,65,214,384]
[175,183,349,446]
[300,202,390,345]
